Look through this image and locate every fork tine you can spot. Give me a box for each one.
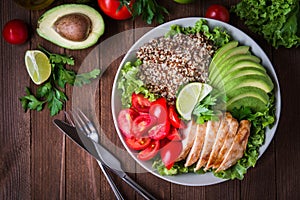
[77,109,97,133]
[64,111,75,126]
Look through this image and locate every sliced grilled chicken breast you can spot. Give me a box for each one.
[175,120,198,162]
[204,112,233,171]
[212,117,239,169]
[184,122,207,167]
[215,120,251,172]
[195,119,221,171]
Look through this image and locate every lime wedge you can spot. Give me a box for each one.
[25,50,51,85]
[176,82,212,120]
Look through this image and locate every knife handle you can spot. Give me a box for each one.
[97,160,124,200]
[122,174,157,200]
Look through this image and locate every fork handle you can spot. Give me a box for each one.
[97,160,124,200]
[122,174,157,200]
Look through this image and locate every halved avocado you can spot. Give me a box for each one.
[37,4,105,50]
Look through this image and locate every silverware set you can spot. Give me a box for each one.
[53,109,156,200]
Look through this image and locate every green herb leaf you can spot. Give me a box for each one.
[74,69,101,86]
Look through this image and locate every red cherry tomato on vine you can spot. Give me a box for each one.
[205,4,230,23]
[97,0,132,20]
[2,19,28,45]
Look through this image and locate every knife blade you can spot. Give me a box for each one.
[53,119,124,200]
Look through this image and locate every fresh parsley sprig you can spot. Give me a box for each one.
[20,46,100,116]
[120,0,169,24]
[192,95,220,124]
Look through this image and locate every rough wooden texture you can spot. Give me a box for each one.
[1,0,299,199]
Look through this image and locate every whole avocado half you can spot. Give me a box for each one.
[37,4,105,50]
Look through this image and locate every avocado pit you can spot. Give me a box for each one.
[54,13,92,42]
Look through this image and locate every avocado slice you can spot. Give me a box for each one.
[226,93,268,113]
[209,46,250,81]
[223,74,274,93]
[211,60,267,88]
[37,4,105,50]
[214,67,267,89]
[209,41,238,71]
[225,86,269,102]
[209,54,261,84]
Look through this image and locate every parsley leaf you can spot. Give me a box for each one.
[20,46,100,116]
[192,95,220,124]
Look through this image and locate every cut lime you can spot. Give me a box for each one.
[25,50,51,85]
[176,82,212,120]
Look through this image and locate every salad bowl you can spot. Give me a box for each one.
[111,17,281,186]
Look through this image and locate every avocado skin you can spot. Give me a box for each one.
[37,4,105,50]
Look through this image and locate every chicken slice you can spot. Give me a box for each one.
[184,122,207,167]
[194,119,221,171]
[175,120,198,162]
[212,117,239,169]
[215,120,251,172]
[204,112,233,171]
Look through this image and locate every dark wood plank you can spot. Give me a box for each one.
[0,2,31,199]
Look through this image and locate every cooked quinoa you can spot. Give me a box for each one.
[136,33,216,104]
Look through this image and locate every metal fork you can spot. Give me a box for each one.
[69,109,157,200]
[66,110,124,200]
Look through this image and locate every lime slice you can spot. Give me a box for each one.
[25,50,51,85]
[176,82,212,120]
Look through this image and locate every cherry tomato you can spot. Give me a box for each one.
[118,108,138,138]
[148,121,170,140]
[98,0,132,20]
[132,93,151,113]
[132,114,156,138]
[167,127,182,141]
[149,97,168,124]
[168,105,182,128]
[137,140,160,161]
[125,137,151,151]
[2,19,28,45]
[205,4,230,23]
[160,140,182,169]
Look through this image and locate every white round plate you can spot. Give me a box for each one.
[111,17,281,186]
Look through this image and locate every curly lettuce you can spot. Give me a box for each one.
[232,0,300,48]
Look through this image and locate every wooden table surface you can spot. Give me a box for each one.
[1,0,300,199]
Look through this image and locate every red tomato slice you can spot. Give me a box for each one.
[132,93,151,113]
[149,97,168,124]
[167,127,182,141]
[117,108,138,138]
[148,121,170,140]
[168,105,182,128]
[160,140,182,170]
[125,137,151,151]
[137,140,160,161]
[132,114,156,138]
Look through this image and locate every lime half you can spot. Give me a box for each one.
[25,50,51,85]
[176,82,212,120]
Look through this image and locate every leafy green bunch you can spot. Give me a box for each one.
[20,46,100,116]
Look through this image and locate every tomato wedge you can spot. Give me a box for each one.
[131,114,156,138]
[125,137,151,151]
[160,140,182,169]
[132,93,152,113]
[148,121,170,140]
[117,108,138,138]
[167,127,182,141]
[137,140,160,161]
[168,105,182,128]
